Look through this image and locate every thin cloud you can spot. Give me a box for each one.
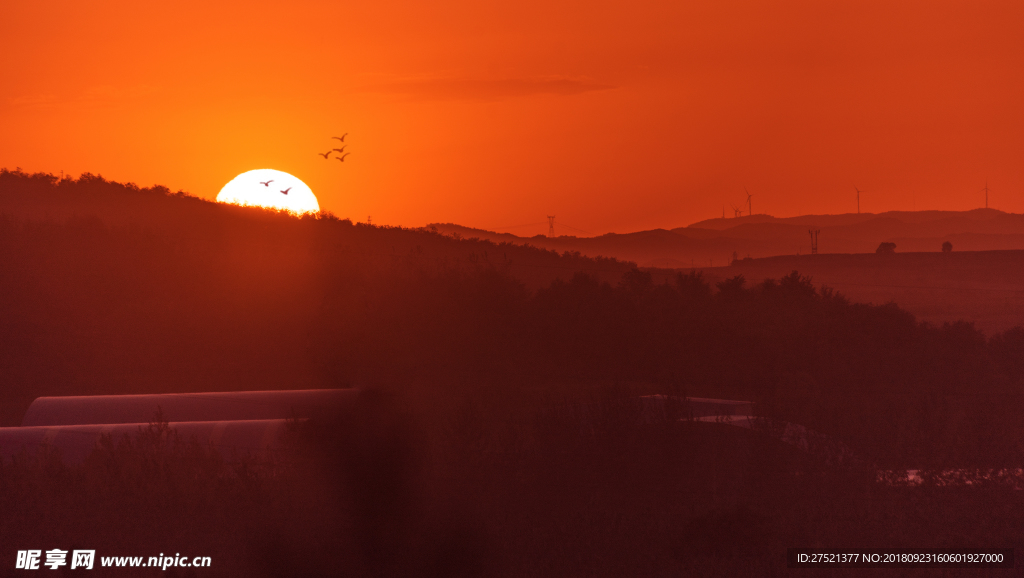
[80,84,156,101]
[6,94,60,107]
[6,85,156,109]
[360,75,616,101]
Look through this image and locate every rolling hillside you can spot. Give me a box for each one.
[698,251,1024,334]
[430,208,1024,267]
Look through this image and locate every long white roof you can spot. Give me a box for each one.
[0,419,294,465]
[21,388,359,427]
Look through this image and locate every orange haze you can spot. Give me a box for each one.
[2,0,1023,235]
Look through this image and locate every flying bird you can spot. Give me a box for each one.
[280,187,292,195]
[332,134,348,143]
[333,146,347,153]
[317,150,332,159]
[259,180,274,187]
[336,153,350,162]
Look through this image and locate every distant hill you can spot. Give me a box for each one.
[429,209,1024,267]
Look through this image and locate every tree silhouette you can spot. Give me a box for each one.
[942,241,953,253]
[876,241,896,254]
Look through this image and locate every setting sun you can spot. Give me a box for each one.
[216,169,319,215]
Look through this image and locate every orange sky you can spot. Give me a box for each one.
[2,0,1023,235]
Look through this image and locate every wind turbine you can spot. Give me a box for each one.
[745,188,753,216]
[728,202,743,218]
[854,185,864,214]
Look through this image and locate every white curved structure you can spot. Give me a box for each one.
[0,419,294,465]
[638,395,860,468]
[637,395,754,422]
[22,389,359,427]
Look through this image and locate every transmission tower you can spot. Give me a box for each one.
[547,215,555,237]
[809,229,820,254]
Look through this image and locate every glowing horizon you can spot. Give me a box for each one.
[216,169,320,215]
[3,1,1023,234]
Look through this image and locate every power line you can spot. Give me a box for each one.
[483,220,596,236]
[557,222,595,235]
[488,221,549,231]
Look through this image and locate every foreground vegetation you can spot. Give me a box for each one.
[2,394,1021,577]
[1,169,1023,575]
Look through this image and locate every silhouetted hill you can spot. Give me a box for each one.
[7,170,1024,575]
[694,250,1024,334]
[688,209,1013,230]
[430,208,1024,267]
[428,223,742,268]
[0,169,640,424]
[4,168,1024,474]
[0,169,637,290]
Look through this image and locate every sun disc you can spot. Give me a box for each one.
[217,169,320,215]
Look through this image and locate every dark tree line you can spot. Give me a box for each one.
[1,169,1022,468]
[2,169,1024,576]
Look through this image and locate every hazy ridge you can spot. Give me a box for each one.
[430,208,1024,267]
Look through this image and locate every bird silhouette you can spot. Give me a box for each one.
[332,134,348,143]
[317,150,332,159]
[333,146,347,153]
[259,180,274,187]
[280,187,291,195]
[336,153,350,162]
